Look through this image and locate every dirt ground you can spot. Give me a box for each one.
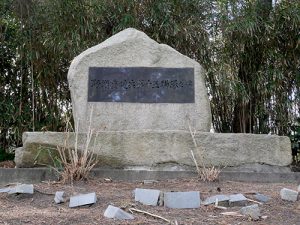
[0,177,299,225]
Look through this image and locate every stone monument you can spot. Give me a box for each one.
[67,28,211,132]
[15,28,292,171]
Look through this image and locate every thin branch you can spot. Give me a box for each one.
[129,208,171,224]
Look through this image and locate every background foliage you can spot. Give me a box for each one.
[0,0,299,159]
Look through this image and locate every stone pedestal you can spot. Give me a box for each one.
[15,131,292,169]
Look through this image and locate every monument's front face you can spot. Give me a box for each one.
[15,28,291,169]
[68,28,212,132]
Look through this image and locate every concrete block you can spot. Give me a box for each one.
[164,191,200,209]
[69,192,97,208]
[280,188,298,202]
[104,205,134,220]
[203,194,230,206]
[8,184,34,194]
[134,188,160,206]
[240,204,261,220]
[254,193,270,203]
[229,194,248,206]
[54,191,65,204]
[0,188,10,193]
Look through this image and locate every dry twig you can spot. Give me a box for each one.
[129,208,171,224]
[189,124,221,181]
[220,211,244,217]
[246,197,263,205]
[55,107,99,183]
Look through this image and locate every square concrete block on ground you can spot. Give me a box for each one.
[8,184,34,194]
[69,192,97,208]
[164,191,200,209]
[104,205,134,220]
[0,187,11,193]
[229,194,248,206]
[280,188,298,202]
[254,193,270,203]
[203,194,230,206]
[134,188,160,206]
[54,191,65,204]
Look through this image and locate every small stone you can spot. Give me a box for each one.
[143,180,158,185]
[229,194,248,206]
[240,204,261,220]
[134,188,160,206]
[69,192,97,208]
[280,188,298,202]
[164,191,200,209]
[203,195,230,206]
[254,193,270,203]
[104,205,134,220]
[54,191,65,204]
[8,184,34,194]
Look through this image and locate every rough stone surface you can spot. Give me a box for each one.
[164,191,200,209]
[134,188,160,206]
[17,132,292,169]
[203,194,230,206]
[229,194,248,206]
[240,204,261,220]
[54,191,65,204]
[104,205,134,220]
[254,193,270,203]
[280,188,298,202]
[67,28,211,132]
[297,185,300,193]
[69,192,97,208]
[8,184,34,194]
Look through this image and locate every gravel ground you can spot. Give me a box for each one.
[0,178,299,225]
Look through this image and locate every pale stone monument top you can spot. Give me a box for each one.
[68,28,211,132]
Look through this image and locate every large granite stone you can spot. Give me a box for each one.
[67,28,211,132]
[16,131,292,168]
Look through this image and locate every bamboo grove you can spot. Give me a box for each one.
[0,0,299,155]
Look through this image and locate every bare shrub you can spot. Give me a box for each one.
[54,110,98,184]
[189,124,221,182]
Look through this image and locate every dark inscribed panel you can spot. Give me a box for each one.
[88,67,194,103]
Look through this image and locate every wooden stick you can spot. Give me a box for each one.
[221,211,244,217]
[246,197,263,205]
[129,208,171,223]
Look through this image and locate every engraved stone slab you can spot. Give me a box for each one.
[68,28,211,132]
[88,67,194,103]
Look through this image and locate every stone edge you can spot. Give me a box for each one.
[0,168,299,185]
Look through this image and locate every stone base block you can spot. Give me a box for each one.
[15,131,292,169]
